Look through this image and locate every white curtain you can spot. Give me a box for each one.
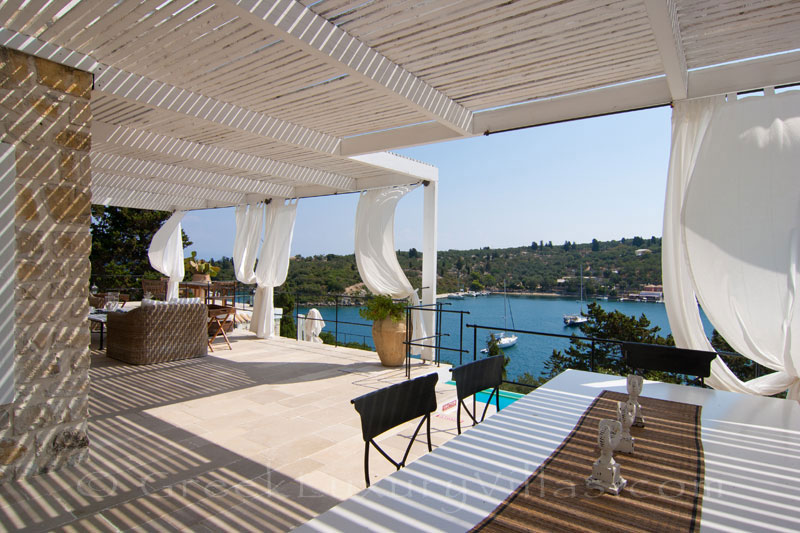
[664,91,800,399]
[251,200,298,338]
[355,186,427,357]
[148,211,185,301]
[233,202,264,285]
[663,97,720,354]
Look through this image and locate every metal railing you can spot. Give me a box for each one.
[403,302,470,378]
[466,323,770,390]
[286,293,472,374]
[289,292,374,348]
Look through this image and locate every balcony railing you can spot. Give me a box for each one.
[87,282,768,390]
[465,323,771,390]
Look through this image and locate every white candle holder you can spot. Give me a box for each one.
[586,419,627,495]
[615,400,635,454]
[627,374,645,427]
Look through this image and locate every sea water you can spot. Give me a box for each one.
[297,295,714,382]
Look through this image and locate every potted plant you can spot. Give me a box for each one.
[359,295,408,367]
[184,251,220,282]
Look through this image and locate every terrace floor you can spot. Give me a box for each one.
[0,329,471,532]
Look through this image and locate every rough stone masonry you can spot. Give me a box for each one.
[0,47,92,480]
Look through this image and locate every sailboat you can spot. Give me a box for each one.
[482,281,518,352]
[564,265,588,327]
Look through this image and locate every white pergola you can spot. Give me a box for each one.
[2,0,800,333]
[2,0,799,208]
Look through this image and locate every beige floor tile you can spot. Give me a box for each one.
[2,334,465,532]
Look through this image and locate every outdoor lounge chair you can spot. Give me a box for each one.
[106,302,208,364]
[622,342,717,385]
[351,372,438,487]
[449,355,504,434]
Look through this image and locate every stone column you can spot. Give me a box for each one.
[0,47,92,480]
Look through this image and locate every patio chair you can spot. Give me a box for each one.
[209,281,236,307]
[207,305,235,351]
[141,278,168,301]
[622,342,717,385]
[351,372,438,487]
[449,355,504,435]
[98,292,129,308]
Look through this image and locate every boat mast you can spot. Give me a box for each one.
[503,279,516,330]
[503,279,507,331]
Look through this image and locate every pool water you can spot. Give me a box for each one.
[446,382,524,410]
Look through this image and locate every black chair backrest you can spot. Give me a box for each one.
[622,342,716,378]
[351,372,438,442]
[450,356,504,401]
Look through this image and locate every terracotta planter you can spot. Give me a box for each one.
[372,318,407,367]
[191,273,211,298]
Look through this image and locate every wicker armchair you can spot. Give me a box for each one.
[106,303,208,364]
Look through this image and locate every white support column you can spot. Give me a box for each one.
[421,179,438,361]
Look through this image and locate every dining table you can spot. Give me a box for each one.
[295,369,800,532]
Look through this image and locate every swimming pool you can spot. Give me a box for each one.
[446,382,525,410]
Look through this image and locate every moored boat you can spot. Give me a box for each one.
[563,314,588,326]
[564,263,588,327]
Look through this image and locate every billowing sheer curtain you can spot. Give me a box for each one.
[355,186,427,356]
[233,202,264,285]
[147,211,185,301]
[251,200,298,338]
[664,91,800,399]
[663,97,720,354]
[233,200,298,338]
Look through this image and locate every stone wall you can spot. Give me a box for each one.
[0,47,92,480]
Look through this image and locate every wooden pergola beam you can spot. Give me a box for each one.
[645,0,688,100]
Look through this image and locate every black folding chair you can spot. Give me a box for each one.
[351,372,438,487]
[622,342,717,385]
[449,355,504,435]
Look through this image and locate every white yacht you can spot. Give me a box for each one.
[563,314,588,327]
[564,264,588,327]
[496,331,518,348]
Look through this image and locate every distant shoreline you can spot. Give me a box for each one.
[437,291,564,299]
[436,292,656,302]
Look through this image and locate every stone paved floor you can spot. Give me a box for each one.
[0,329,470,532]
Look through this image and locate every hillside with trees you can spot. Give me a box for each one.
[208,236,663,300]
[89,207,661,301]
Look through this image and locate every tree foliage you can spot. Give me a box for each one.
[90,206,191,291]
[274,292,297,338]
[204,236,663,305]
[542,302,674,380]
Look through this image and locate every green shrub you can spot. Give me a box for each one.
[358,295,406,323]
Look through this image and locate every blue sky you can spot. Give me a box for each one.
[182,106,672,259]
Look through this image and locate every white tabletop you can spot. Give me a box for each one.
[295,369,800,532]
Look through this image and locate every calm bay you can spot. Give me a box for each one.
[299,295,714,382]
